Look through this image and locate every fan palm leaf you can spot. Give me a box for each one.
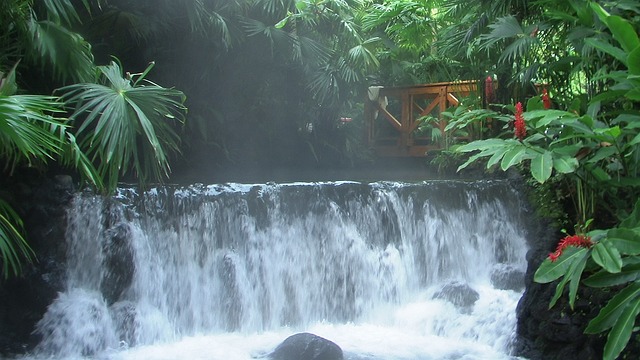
[27,19,95,83]
[0,64,98,278]
[61,61,186,190]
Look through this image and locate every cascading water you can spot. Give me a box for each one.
[24,180,530,360]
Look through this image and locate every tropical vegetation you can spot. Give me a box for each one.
[449,2,640,359]
[1,0,639,357]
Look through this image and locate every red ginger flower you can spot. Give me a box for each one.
[542,89,551,109]
[548,234,593,262]
[514,102,526,140]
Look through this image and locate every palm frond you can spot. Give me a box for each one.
[346,38,380,70]
[184,1,234,47]
[41,0,82,25]
[27,18,95,83]
[0,94,68,172]
[0,198,34,279]
[61,61,186,190]
[307,65,339,105]
[254,0,294,17]
[499,36,537,63]
[478,15,524,48]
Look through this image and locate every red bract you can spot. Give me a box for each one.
[514,102,526,140]
[542,89,551,109]
[548,234,593,262]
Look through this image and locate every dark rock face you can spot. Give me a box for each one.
[101,221,135,305]
[510,214,640,359]
[0,174,75,355]
[433,281,479,312]
[490,264,525,291]
[270,332,344,360]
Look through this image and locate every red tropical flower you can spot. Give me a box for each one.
[548,234,593,262]
[514,102,526,140]
[542,89,551,109]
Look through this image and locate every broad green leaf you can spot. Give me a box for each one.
[530,151,553,183]
[629,46,640,75]
[579,114,594,128]
[585,38,628,64]
[526,96,543,111]
[553,156,579,174]
[568,251,589,309]
[535,247,587,283]
[592,241,623,273]
[486,146,510,169]
[550,271,572,309]
[626,89,640,101]
[607,16,640,54]
[585,281,640,334]
[620,200,640,229]
[457,148,496,171]
[589,166,611,182]
[615,114,640,127]
[590,2,610,23]
[500,146,527,171]
[591,90,628,104]
[587,146,618,164]
[611,177,640,187]
[550,143,583,157]
[608,228,640,255]
[603,298,640,360]
[594,126,621,139]
[523,110,575,128]
[456,138,508,153]
[548,248,589,309]
[584,263,640,287]
[627,133,640,147]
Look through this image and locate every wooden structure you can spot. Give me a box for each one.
[364,81,478,157]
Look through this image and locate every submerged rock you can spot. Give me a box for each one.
[433,281,479,312]
[490,264,525,291]
[269,332,343,360]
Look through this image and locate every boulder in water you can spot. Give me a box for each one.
[491,264,525,291]
[101,222,135,305]
[269,332,343,360]
[433,281,479,312]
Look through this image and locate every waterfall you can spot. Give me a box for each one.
[26,180,530,360]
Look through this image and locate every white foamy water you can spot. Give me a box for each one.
[20,181,529,360]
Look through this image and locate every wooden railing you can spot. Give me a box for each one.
[364,80,478,157]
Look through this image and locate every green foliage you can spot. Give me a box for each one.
[61,61,186,191]
[0,198,33,279]
[533,201,640,360]
[0,0,188,278]
[456,3,640,358]
[0,65,62,278]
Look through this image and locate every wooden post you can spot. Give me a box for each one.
[400,92,411,152]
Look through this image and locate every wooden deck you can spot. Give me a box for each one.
[364,81,478,157]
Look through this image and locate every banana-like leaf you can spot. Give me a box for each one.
[592,240,623,273]
[530,150,553,183]
[603,299,640,360]
[585,281,640,334]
